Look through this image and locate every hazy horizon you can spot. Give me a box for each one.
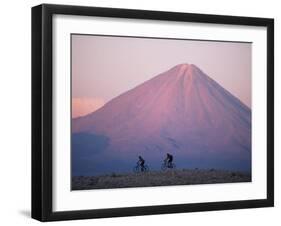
[72,34,251,118]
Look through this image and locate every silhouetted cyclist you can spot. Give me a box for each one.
[137,156,145,172]
[165,153,174,168]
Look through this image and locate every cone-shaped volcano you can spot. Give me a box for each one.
[72,64,251,176]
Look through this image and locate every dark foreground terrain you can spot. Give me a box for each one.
[72,169,251,190]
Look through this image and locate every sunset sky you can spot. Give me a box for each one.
[72,34,251,118]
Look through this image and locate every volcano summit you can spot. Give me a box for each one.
[72,64,251,176]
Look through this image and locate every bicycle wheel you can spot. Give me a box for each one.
[133,165,139,173]
[144,165,149,172]
[161,163,167,171]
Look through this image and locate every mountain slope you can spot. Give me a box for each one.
[72,64,251,176]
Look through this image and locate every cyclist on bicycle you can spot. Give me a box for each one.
[165,153,174,168]
[137,156,145,172]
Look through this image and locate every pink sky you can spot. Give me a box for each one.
[72,35,251,118]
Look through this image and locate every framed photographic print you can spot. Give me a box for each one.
[32,4,274,221]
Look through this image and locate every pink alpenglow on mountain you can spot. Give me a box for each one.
[72,64,251,176]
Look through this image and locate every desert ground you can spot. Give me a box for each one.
[72,168,251,190]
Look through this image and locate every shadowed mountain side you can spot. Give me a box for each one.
[72,63,251,176]
[72,132,251,176]
[72,133,109,176]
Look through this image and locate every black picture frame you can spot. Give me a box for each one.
[32,3,274,222]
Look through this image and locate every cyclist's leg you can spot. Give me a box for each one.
[170,161,173,168]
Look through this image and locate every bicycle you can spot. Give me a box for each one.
[133,164,149,173]
[161,161,176,171]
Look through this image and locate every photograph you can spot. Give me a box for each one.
[30,3,274,221]
[71,34,252,190]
